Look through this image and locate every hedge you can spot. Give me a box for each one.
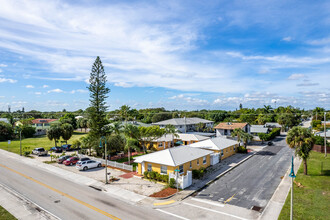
[258,128,281,141]
[143,171,169,183]
[192,167,207,179]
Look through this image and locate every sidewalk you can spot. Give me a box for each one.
[0,149,146,205]
[259,156,302,220]
[0,183,58,220]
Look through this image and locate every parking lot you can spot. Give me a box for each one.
[31,152,164,196]
[195,135,293,211]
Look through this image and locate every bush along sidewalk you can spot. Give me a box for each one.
[192,167,207,179]
[143,171,169,183]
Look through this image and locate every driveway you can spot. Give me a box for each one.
[195,135,293,211]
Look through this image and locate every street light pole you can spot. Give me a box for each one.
[324,112,327,157]
[100,137,108,184]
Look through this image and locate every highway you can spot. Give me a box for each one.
[0,153,169,220]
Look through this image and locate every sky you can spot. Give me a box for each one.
[0,0,329,112]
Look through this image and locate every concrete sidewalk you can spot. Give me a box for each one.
[0,149,146,205]
[259,156,302,220]
[0,183,58,220]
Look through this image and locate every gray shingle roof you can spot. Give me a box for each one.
[250,125,269,134]
[152,117,213,126]
[189,137,238,151]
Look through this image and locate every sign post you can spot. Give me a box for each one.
[289,156,296,220]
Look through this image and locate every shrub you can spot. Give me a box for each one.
[237,146,248,153]
[143,171,149,179]
[192,167,208,179]
[168,178,176,188]
[22,146,31,157]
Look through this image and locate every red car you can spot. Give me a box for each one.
[63,157,79,166]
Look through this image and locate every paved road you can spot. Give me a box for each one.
[196,135,293,211]
[0,153,170,220]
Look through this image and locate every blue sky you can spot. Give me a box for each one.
[0,0,329,112]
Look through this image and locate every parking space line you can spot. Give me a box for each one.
[191,198,224,207]
[156,209,190,220]
[182,202,248,220]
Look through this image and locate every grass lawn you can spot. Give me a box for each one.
[278,151,330,220]
[0,205,16,220]
[0,132,87,154]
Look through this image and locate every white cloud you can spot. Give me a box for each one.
[47,88,63,93]
[0,78,17,83]
[0,64,7,67]
[169,94,208,105]
[35,92,41,95]
[288,73,306,80]
[282,36,292,42]
[70,89,88,94]
[26,85,34,88]
[296,82,319,87]
[114,82,134,88]
[42,85,49,88]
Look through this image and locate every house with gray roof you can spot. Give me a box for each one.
[250,125,269,136]
[152,117,214,133]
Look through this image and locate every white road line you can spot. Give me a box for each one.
[191,198,225,207]
[182,202,248,220]
[156,209,190,220]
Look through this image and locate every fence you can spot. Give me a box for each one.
[78,154,133,172]
[169,170,192,189]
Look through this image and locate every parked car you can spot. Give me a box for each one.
[78,157,90,162]
[76,160,102,171]
[63,157,80,166]
[57,155,71,164]
[267,141,273,146]
[32,148,48,156]
[61,144,72,151]
[50,146,63,153]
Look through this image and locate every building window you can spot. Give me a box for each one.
[147,164,152,172]
[224,129,227,135]
[179,165,184,174]
[158,142,163,148]
[203,156,206,164]
[161,165,167,174]
[197,159,199,166]
[221,150,224,156]
[190,161,192,168]
[234,145,236,151]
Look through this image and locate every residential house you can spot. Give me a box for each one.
[188,137,238,160]
[176,133,210,145]
[315,130,330,142]
[152,117,214,133]
[134,146,212,175]
[31,119,58,135]
[214,122,250,137]
[265,122,282,129]
[250,125,269,136]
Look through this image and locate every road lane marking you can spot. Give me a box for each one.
[224,193,237,204]
[153,200,176,206]
[191,198,224,207]
[0,163,120,220]
[182,202,248,220]
[156,209,190,220]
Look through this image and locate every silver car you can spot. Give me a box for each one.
[32,147,48,156]
[76,160,102,171]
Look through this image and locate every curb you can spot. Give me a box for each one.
[180,152,256,201]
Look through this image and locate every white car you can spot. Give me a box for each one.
[76,160,102,171]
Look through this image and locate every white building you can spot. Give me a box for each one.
[152,117,214,133]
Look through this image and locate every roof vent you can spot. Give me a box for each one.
[227,122,232,125]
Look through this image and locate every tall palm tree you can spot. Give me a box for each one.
[241,132,253,148]
[123,124,139,165]
[231,128,244,146]
[111,121,123,135]
[286,127,314,175]
[263,105,273,113]
[164,125,178,149]
[119,105,130,122]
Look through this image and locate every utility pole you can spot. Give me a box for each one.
[289,156,296,220]
[325,112,327,157]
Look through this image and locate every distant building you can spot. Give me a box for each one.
[0,118,10,124]
[152,117,214,133]
[31,119,58,136]
[250,125,269,136]
[265,122,282,129]
[214,122,250,137]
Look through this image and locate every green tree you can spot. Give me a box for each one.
[80,135,98,156]
[111,121,123,135]
[151,113,172,123]
[277,114,299,131]
[119,105,130,121]
[61,123,74,144]
[60,113,77,129]
[87,56,110,138]
[0,121,13,141]
[79,118,88,132]
[123,124,139,164]
[241,132,253,148]
[47,125,63,147]
[231,128,244,146]
[286,127,314,175]
[21,125,36,138]
[164,124,178,149]
[138,126,165,152]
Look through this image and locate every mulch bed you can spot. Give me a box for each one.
[149,187,177,198]
[119,172,137,179]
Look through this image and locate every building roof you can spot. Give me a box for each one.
[152,117,213,126]
[188,137,238,151]
[265,122,282,128]
[134,146,212,166]
[214,122,248,130]
[31,119,58,124]
[315,130,330,137]
[109,121,152,128]
[186,132,216,137]
[250,125,269,134]
[321,121,330,124]
[177,133,210,141]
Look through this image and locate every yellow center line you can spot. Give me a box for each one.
[0,163,120,220]
[153,200,176,206]
[224,193,237,204]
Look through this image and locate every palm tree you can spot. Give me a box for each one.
[241,132,253,148]
[286,127,314,175]
[119,105,130,122]
[263,105,273,113]
[111,121,123,135]
[123,124,139,165]
[164,125,178,149]
[231,128,244,146]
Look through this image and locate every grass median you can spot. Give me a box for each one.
[0,132,87,154]
[278,151,330,220]
[0,205,16,220]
